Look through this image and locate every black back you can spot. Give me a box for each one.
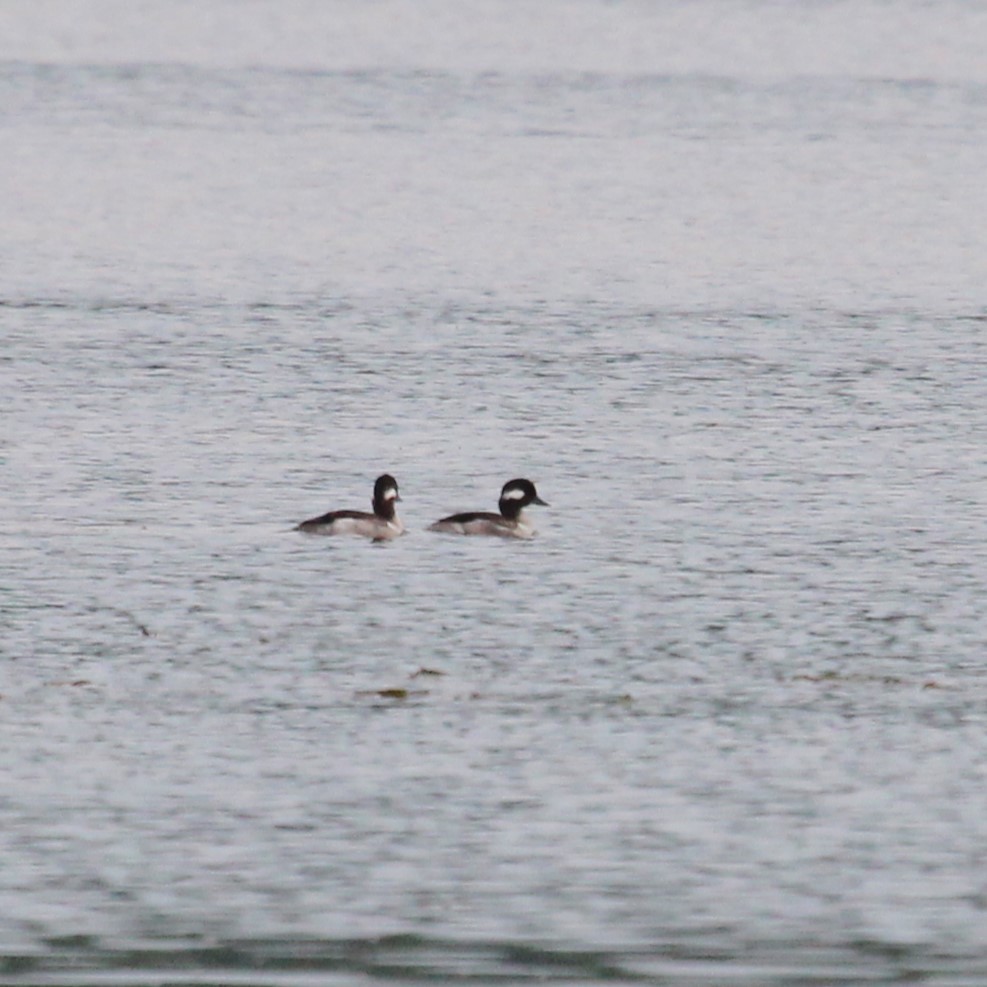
[439,510,503,525]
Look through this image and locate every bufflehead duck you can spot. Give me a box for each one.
[427,478,548,539]
[296,474,405,541]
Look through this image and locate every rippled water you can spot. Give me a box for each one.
[4,2,987,984]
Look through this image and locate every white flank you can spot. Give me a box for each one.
[328,517,364,536]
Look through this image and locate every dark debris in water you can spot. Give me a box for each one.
[105,607,153,637]
[791,671,948,690]
[356,667,449,701]
[358,688,430,701]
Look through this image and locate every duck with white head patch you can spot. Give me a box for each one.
[427,478,548,539]
[296,474,404,541]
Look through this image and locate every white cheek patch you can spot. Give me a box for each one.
[382,487,398,501]
[501,486,527,501]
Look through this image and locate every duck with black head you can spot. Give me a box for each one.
[296,474,405,541]
[427,478,548,539]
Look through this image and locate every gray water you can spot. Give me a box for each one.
[4,2,987,983]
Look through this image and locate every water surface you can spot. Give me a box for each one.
[3,2,987,983]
